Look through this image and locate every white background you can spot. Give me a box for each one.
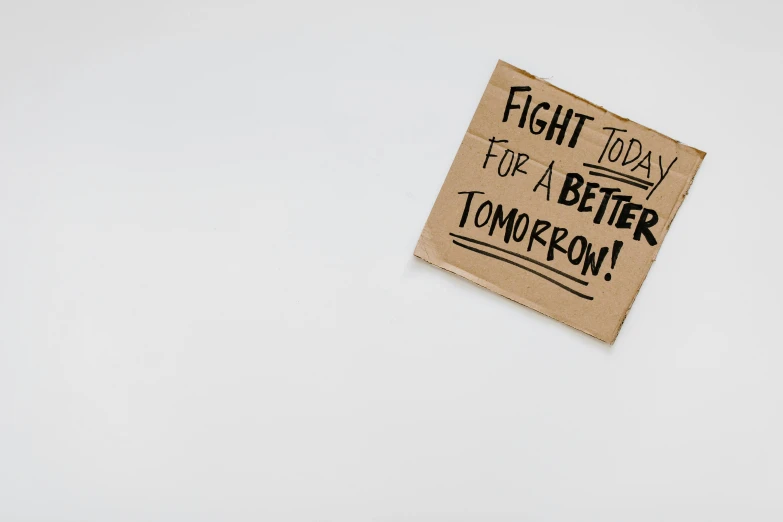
[1,1,782,520]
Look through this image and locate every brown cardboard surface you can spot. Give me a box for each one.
[415,60,705,343]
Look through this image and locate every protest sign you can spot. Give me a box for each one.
[415,60,706,343]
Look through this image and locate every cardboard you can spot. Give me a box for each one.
[415,60,705,343]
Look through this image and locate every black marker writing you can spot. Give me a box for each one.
[598,127,678,201]
[557,173,659,246]
[502,86,595,148]
[456,190,619,277]
[483,137,528,177]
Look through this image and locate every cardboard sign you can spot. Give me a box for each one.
[415,60,705,343]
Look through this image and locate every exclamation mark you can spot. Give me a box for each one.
[604,240,624,281]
